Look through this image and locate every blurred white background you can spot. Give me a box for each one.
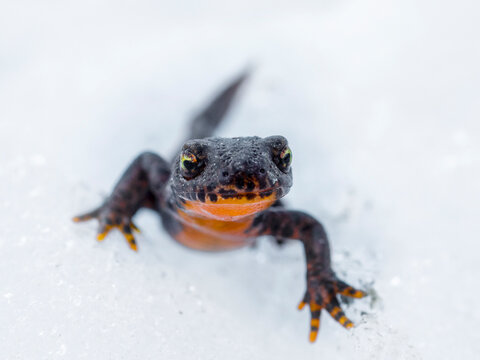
[0,0,479,358]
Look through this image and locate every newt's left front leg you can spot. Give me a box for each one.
[248,208,366,342]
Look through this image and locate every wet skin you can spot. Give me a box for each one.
[73,73,366,342]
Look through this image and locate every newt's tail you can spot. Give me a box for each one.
[186,70,250,141]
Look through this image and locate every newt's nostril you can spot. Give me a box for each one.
[259,168,266,174]
[222,171,229,178]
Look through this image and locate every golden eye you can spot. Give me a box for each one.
[280,146,292,167]
[181,152,197,171]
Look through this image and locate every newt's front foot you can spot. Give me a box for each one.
[298,274,366,342]
[73,205,140,251]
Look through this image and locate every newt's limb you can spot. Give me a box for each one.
[186,70,249,141]
[73,152,170,251]
[248,208,366,342]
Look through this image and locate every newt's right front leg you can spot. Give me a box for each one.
[248,209,366,342]
[73,152,170,251]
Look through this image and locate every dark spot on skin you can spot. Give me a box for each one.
[301,223,313,234]
[197,189,206,202]
[208,193,218,202]
[138,172,148,182]
[207,184,215,192]
[246,180,255,191]
[258,177,267,190]
[218,188,237,196]
[123,224,131,233]
[246,193,256,200]
[235,176,245,190]
[271,219,280,235]
[261,189,273,198]
[282,224,294,238]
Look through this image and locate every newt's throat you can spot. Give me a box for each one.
[182,193,276,221]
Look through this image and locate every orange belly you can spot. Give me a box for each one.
[172,208,256,251]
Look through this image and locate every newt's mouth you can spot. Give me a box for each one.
[182,186,285,202]
[179,187,287,220]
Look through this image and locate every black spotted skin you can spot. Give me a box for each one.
[73,71,366,342]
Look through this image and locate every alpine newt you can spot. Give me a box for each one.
[73,71,366,342]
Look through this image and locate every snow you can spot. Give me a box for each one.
[1,0,479,358]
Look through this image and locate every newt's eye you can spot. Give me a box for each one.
[180,150,205,179]
[276,146,292,172]
[181,152,196,171]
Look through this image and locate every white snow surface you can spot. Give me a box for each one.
[1,0,479,358]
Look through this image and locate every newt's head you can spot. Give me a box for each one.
[172,136,293,220]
